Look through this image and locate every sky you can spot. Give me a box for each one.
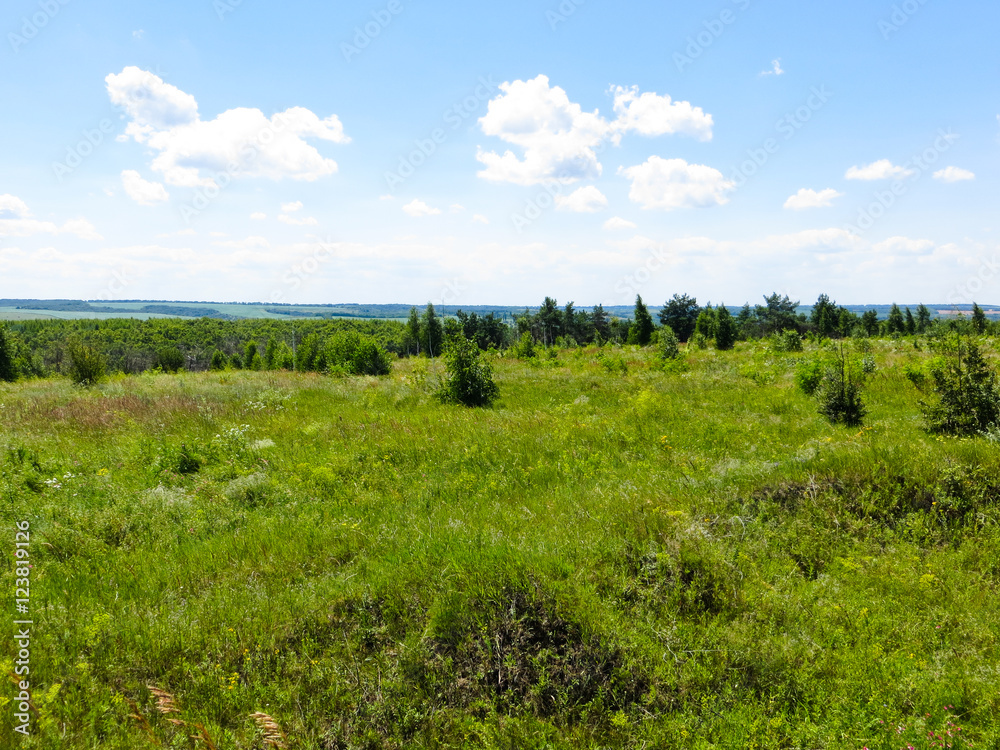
[1,0,998,308]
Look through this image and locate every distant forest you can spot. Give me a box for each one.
[0,293,993,382]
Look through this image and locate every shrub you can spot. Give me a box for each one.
[209,349,227,371]
[597,350,628,376]
[155,346,185,373]
[66,341,107,386]
[690,333,708,350]
[438,335,499,407]
[658,326,680,360]
[922,336,1000,435]
[325,331,393,376]
[512,331,536,359]
[817,348,865,426]
[794,358,824,395]
[772,330,803,352]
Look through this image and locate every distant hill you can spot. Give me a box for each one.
[0,299,996,322]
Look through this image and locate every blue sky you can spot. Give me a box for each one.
[1,0,998,307]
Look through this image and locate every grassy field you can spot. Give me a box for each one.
[1,339,998,748]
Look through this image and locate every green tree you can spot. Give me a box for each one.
[886,303,906,335]
[156,346,185,373]
[756,293,800,335]
[971,303,988,334]
[916,304,932,334]
[421,303,444,358]
[245,341,263,371]
[693,304,718,342]
[591,304,610,342]
[209,349,227,371]
[629,295,655,346]
[659,325,680,359]
[810,294,839,338]
[860,310,880,337]
[922,335,999,435]
[438,335,499,407]
[818,346,866,427]
[537,297,563,346]
[0,325,17,382]
[659,294,700,342]
[67,341,107,386]
[715,305,738,351]
[406,306,421,356]
[325,330,392,376]
[904,307,916,336]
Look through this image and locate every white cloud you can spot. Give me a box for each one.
[280,201,304,213]
[450,204,466,213]
[472,214,490,224]
[121,170,169,206]
[783,187,844,210]
[872,236,935,254]
[402,199,441,217]
[0,194,31,219]
[477,75,712,185]
[603,216,637,230]
[0,195,102,240]
[250,212,266,220]
[845,159,916,180]
[277,214,318,226]
[609,85,713,143]
[933,166,975,183]
[106,67,350,188]
[556,186,608,213]
[133,29,145,40]
[760,59,785,76]
[619,157,733,211]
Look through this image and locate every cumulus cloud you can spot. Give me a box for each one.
[477,75,713,185]
[472,214,490,224]
[106,66,350,188]
[556,186,608,213]
[121,170,169,206]
[402,199,441,217]
[603,216,637,230]
[250,212,266,220]
[845,159,916,180]
[619,157,733,211]
[0,194,31,219]
[280,201,304,212]
[609,85,713,143]
[872,236,936,254]
[783,187,843,210]
[933,166,975,183]
[0,194,102,240]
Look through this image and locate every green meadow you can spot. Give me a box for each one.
[1,340,998,748]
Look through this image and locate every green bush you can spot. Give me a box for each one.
[772,330,803,352]
[597,350,628,376]
[438,335,499,407]
[512,331,536,359]
[155,346,185,373]
[0,324,17,382]
[325,330,393,376]
[922,337,1000,435]
[817,350,865,426]
[794,358,824,395]
[658,326,680,360]
[66,341,107,386]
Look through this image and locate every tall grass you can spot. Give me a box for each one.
[0,339,998,748]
